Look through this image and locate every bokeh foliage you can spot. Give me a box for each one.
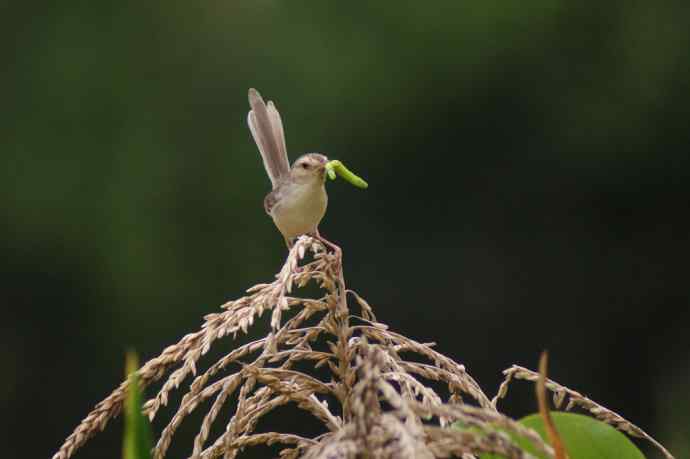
[2,1,689,458]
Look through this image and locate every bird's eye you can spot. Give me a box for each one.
[301,163,309,169]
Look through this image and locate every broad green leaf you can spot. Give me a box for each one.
[123,352,154,459]
[481,412,645,459]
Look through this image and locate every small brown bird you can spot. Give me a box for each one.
[247,88,337,251]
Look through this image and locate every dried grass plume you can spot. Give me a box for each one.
[52,237,674,459]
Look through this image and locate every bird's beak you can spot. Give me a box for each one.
[318,164,327,178]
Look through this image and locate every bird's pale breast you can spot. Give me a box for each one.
[269,180,327,239]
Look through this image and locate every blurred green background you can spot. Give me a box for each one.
[2,1,689,458]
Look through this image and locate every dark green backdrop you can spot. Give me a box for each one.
[2,1,689,458]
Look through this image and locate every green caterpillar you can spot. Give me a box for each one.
[325,160,368,189]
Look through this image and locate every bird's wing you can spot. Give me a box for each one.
[247,88,290,188]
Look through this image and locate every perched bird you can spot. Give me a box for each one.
[247,88,336,250]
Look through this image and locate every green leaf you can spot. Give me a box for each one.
[123,352,154,459]
[481,412,645,459]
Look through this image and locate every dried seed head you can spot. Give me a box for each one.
[52,237,673,459]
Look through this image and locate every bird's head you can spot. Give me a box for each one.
[290,153,329,184]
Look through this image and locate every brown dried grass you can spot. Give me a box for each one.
[493,364,675,459]
[52,237,673,459]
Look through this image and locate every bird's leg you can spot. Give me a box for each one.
[313,229,342,265]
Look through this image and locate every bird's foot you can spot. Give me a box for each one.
[313,231,342,269]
